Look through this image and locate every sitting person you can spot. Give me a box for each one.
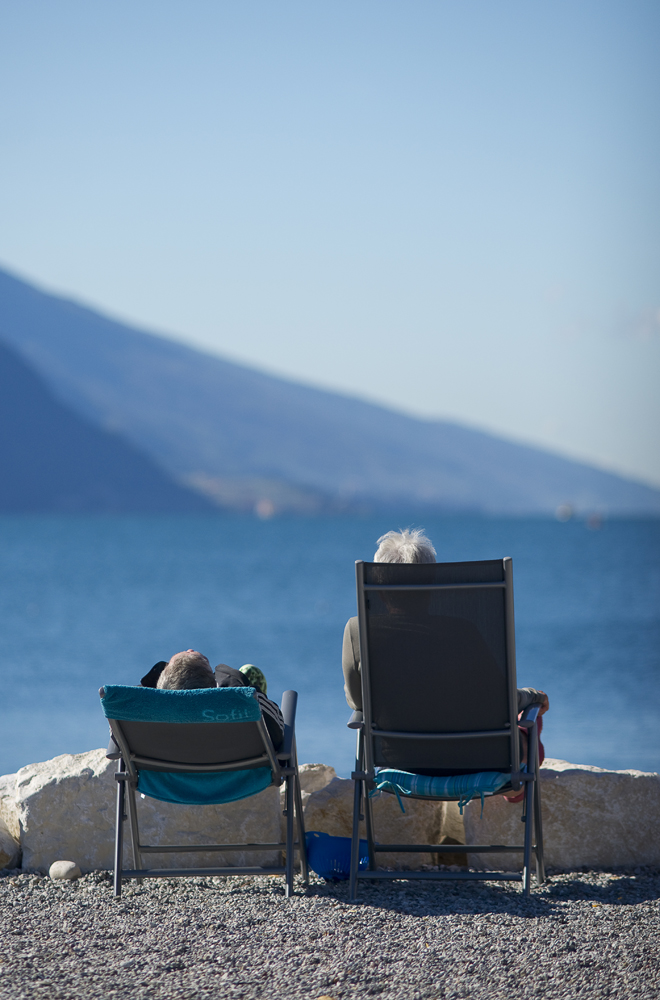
[107,650,284,756]
[152,650,284,750]
[341,528,549,784]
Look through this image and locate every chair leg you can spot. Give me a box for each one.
[285,772,295,897]
[125,782,143,882]
[364,782,376,871]
[534,749,546,885]
[522,721,539,896]
[349,775,362,902]
[522,779,534,896]
[349,730,364,902]
[292,747,308,885]
[113,767,125,898]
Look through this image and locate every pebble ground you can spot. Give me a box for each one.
[1,867,658,999]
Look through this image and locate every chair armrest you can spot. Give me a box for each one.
[279,690,298,759]
[105,729,121,760]
[347,710,364,730]
[518,702,540,729]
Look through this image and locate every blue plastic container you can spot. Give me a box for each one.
[305,831,370,881]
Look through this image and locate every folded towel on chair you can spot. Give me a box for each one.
[373,768,510,813]
[138,767,273,805]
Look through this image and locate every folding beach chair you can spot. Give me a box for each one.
[99,685,308,897]
[348,557,545,900]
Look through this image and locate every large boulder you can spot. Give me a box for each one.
[0,772,19,840]
[464,758,660,872]
[279,762,337,832]
[303,774,446,869]
[15,748,282,873]
[0,815,20,870]
[298,763,337,796]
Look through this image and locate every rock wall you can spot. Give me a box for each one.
[1,751,658,875]
[464,758,660,872]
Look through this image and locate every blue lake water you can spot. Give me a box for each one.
[0,515,658,777]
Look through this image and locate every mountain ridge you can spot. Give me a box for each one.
[1,265,658,516]
[0,338,215,513]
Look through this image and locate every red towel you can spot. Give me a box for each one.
[503,715,544,804]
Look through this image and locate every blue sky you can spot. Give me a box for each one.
[1,1,658,484]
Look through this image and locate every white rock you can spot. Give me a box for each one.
[298,763,337,795]
[0,816,20,870]
[464,758,660,872]
[0,772,19,840]
[303,775,446,869]
[442,801,466,844]
[279,762,337,839]
[49,860,81,880]
[16,748,283,873]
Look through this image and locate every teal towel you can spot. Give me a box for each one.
[137,767,273,805]
[100,685,261,724]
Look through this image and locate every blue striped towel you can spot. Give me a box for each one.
[373,768,511,814]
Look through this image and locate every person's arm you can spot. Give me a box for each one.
[342,618,363,711]
[257,692,285,751]
[517,687,550,714]
[141,661,168,687]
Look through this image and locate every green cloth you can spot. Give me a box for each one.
[239,664,268,696]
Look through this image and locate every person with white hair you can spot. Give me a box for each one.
[371,527,437,565]
[342,528,437,712]
[341,528,549,728]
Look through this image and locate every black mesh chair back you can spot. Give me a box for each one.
[359,559,519,775]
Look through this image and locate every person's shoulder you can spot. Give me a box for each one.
[344,616,359,643]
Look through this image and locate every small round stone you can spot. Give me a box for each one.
[49,860,82,881]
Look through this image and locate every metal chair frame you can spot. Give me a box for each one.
[102,688,308,898]
[348,558,545,900]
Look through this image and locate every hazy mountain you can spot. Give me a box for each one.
[1,265,658,516]
[0,339,214,513]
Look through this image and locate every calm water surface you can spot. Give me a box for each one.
[0,515,658,776]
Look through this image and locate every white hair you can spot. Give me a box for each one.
[373,528,436,564]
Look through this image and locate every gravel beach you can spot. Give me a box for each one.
[1,868,658,1000]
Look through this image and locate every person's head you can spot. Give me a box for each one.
[374,528,436,564]
[156,649,216,690]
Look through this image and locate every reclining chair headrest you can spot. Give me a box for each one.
[100,685,262,724]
